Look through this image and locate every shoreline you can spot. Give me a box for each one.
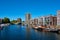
[32,25,60,34]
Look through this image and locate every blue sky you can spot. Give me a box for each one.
[0,0,60,21]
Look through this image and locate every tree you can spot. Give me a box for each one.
[17,18,22,23]
[10,20,17,24]
[2,17,10,23]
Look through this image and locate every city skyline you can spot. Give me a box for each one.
[0,0,60,21]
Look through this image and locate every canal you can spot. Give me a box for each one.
[0,25,60,40]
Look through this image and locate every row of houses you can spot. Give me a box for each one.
[30,15,57,28]
[25,10,60,28]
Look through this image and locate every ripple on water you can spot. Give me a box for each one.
[0,25,60,40]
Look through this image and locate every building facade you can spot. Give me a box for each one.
[38,17,43,26]
[25,13,31,25]
[44,15,57,28]
[33,18,38,25]
[30,19,34,25]
[57,10,60,26]
[38,15,57,28]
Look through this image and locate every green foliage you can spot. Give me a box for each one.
[2,17,10,23]
[17,18,22,23]
[10,20,17,24]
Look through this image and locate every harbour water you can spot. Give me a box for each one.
[0,25,60,40]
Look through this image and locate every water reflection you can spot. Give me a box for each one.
[26,26,31,40]
[0,30,1,40]
[0,25,60,40]
[1,26,9,40]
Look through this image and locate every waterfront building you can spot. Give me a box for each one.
[30,18,39,26]
[33,18,38,25]
[38,17,44,26]
[28,13,57,28]
[25,13,31,25]
[45,15,57,28]
[30,19,34,25]
[53,16,57,26]
[42,16,46,26]
[57,10,60,26]
[38,16,47,26]
[37,15,57,28]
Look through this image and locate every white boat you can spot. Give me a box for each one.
[0,23,10,27]
[0,24,5,27]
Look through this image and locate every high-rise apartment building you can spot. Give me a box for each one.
[25,13,31,25]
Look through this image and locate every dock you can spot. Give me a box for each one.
[32,25,60,34]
